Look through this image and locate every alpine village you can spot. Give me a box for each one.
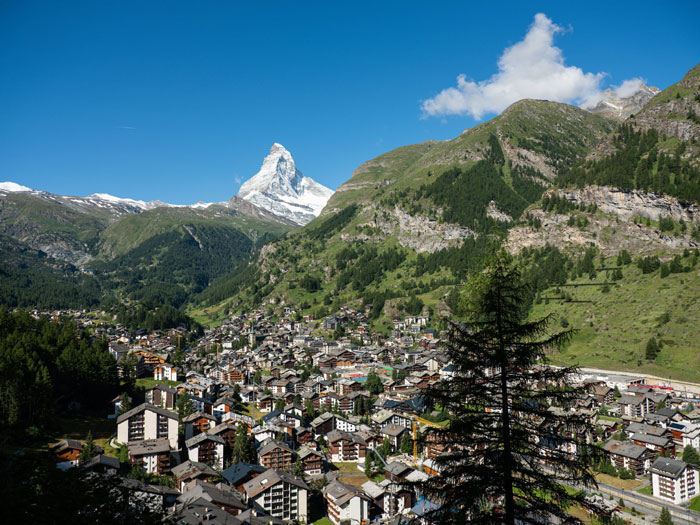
[3,22,700,525]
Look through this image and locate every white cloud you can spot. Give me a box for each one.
[234,176,242,185]
[613,78,646,98]
[421,13,632,120]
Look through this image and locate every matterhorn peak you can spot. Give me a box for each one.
[238,143,334,226]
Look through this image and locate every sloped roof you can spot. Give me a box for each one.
[117,402,178,424]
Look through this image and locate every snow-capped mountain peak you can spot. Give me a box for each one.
[238,143,334,225]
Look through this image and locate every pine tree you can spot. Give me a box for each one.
[400,432,413,455]
[412,251,600,524]
[658,506,674,525]
[80,430,98,462]
[364,451,374,478]
[646,337,659,360]
[293,458,305,479]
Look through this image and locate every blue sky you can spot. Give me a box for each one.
[1,1,698,204]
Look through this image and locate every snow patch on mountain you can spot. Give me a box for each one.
[238,143,334,225]
[87,193,169,211]
[0,181,33,192]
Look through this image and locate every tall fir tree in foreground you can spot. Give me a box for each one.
[413,250,601,524]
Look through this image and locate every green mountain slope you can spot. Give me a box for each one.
[530,251,700,383]
[0,192,295,309]
[192,101,617,323]
[0,234,102,309]
[328,100,615,211]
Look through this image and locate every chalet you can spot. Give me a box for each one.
[183,411,217,440]
[212,397,237,421]
[51,439,102,470]
[258,439,294,471]
[79,454,119,475]
[323,480,370,525]
[171,460,220,492]
[381,424,408,449]
[145,385,178,410]
[243,469,309,523]
[602,440,654,477]
[226,368,246,384]
[128,438,171,475]
[587,383,615,406]
[311,412,335,437]
[327,430,367,464]
[153,363,179,382]
[296,427,315,446]
[117,403,179,449]
[189,395,213,415]
[258,395,274,413]
[178,480,247,517]
[384,461,414,482]
[297,446,325,476]
[630,432,675,456]
[618,394,655,419]
[208,422,240,462]
[222,462,266,493]
[372,410,412,430]
[651,457,700,504]
[186,433,225,470]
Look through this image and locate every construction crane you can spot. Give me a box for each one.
[408,414,442,461]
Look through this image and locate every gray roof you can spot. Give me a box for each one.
[79,454,119,470]
[171,460,219,479]
[618,394,645,406]
[385,461,413,476]
[381,424,407,437]
[242,468,308,498]
[631,433,671,447]
[186,432,225,449]
[179,481,247,510]
[323,479,368,506]
[602,440,648,460]
[257,438,293,457]
[173,496,242,525]
[183,411,217,423]
[651,457,689,479]
[127,438,171,456]
[117,402,178,424]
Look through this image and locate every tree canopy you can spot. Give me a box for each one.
[412,251,600,524]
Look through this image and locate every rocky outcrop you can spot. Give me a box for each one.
[366,205,476,253]
[507,185,700,256]
[507,208,697,256]
[554,186,700,226]
[486,200,512,222]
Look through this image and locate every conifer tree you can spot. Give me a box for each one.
[364,451,374,478]
[80,430,98,462]
[412,251,600,524]
[658,506,674,525]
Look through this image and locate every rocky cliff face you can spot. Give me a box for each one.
[361,205,476,253]
[555,185,700,225]
[507,185,700,256]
